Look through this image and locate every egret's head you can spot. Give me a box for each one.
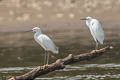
[32,27,41,32]
[80,16,93,27]
[86,16,92,20]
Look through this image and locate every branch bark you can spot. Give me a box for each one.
[8,46,113,80]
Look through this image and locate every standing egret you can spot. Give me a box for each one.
[80,17,104,50]
[27,27,59,66]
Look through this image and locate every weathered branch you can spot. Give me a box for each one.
[8,46,113,80]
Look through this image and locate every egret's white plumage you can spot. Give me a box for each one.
[81,17,104,50]
[32,27,59,64]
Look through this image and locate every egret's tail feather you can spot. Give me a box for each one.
[54,50,59,54]
[100,40,103,45]
[53,47,59,54]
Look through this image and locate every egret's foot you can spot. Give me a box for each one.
[95,49,98,52]
[40,65,46,70]
[91,50,97,53]
[41,64,50,69]
[45,64,50,68]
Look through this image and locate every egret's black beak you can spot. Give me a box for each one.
[25,30,32,32]
[80,18,87,20]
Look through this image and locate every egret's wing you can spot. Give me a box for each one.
[90,20,104,44]
[39,34,58,53]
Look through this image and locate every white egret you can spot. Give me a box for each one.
[80,17,104,50]
[27,27,59,66]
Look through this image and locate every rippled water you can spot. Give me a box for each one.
[0,27,120,80]
[0,64,120,80]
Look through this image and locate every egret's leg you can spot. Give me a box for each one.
[47,51,50,65]
[44,51,47,65]
[42,51,47,69]
[95,42,98,50]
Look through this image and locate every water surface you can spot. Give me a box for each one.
[0,28,120,80]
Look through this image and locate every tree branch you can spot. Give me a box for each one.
[8,46,113,80]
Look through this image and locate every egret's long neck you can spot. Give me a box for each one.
[35,30,42,37]
[86,19,91,28]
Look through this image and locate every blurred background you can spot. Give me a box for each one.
[0,0,120,80]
